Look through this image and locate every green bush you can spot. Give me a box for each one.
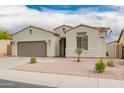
[30,56,37,64]
[107,60,115,67]
[0,31,11,40]
[95,59,106,73]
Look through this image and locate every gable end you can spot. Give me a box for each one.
[12,26,54,36]
[53,25,73,31]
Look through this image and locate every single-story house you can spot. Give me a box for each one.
[107,29,124,59]
[12,24,110,57]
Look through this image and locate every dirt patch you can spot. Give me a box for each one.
[12,58,124,80]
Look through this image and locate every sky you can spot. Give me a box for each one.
[0,5,124,42]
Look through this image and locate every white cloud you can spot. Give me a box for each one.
[0,5,124,42]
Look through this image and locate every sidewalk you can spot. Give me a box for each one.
[0,69,124,88]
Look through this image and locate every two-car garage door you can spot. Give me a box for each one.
[17,41,47,57]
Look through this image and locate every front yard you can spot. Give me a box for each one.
[12,58,124,80]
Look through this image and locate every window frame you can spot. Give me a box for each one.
[76,32,88,50]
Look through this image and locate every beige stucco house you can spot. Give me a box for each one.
[106,29,124,59]
[12,24,109,57]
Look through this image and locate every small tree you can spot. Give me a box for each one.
[76,48,83,62]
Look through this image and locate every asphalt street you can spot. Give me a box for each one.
[0,79,55,88]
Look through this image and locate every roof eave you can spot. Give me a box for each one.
[65,24,110,33]
[117,29,124,43]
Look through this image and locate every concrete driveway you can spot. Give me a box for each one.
[0,57,29,69]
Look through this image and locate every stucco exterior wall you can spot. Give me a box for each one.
[106,41,123,58]
[54,26,72,37]
[54,25,72,56]
[66,26,106,57]
[119,31,124,45]
[53,36,60,57]
[0,40,11,56]
[107,44,117,58]
[12,27,57,57]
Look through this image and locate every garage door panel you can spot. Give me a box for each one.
[17,41,47,57]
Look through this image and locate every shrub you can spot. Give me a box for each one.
[76,48,83,62]
[0,31,11,40]
[95,59,106,73]
[107,60,115,67]
[30,56,37,64]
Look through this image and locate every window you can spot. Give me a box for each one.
[29,29,32,35]
[77,32,88,50]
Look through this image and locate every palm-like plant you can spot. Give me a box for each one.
[76,48,83,62]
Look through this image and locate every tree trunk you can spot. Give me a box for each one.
[77,55,80,62]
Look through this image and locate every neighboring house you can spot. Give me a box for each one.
[0,40,11,56]
[106,40,119,58]
[12,24,109,57]
[107,29,124,59]
[117,29,124,58]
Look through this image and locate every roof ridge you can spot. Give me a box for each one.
[12,25,57,36]
[65,24,110,32]
[53,24,73,30]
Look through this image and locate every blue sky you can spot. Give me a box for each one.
[26,5,120,12]
[25,5,124,42]
[0,5,124,42]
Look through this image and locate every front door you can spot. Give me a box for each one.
[59,38,66,57]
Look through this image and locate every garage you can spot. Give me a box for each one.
[17,41,47,57]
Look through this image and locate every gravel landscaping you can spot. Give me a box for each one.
[12,58,124,80]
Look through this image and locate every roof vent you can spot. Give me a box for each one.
[62,28,65,31]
